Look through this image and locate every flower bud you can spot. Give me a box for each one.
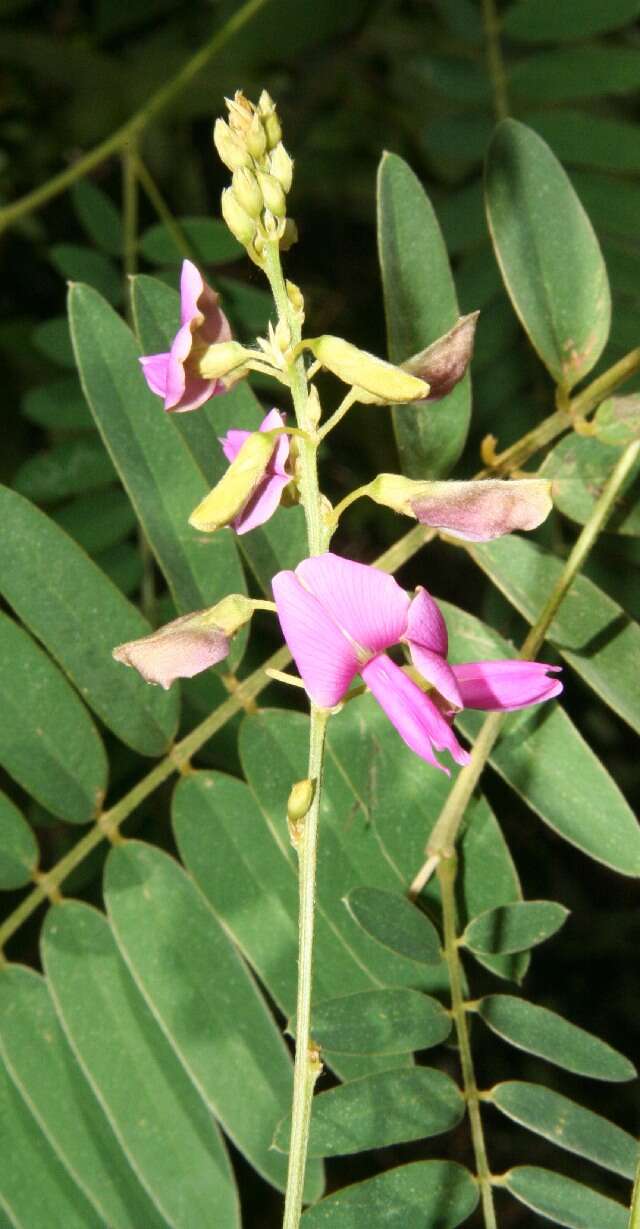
[232,167,263,218]
[213,119,252,171]
[196,339,250,381]
[269,142,293,194]
[258,90,282,148]
[402,313,479,402]
[280,219,298,251]
[286,279,305,325]
[112,595,254,690]
[287,778,315,822]
[306,385,321,429]
[257,171,286,218]
[221,187,256,246]
[367,474,553,540]
[189,430,279,532]
[308,336,430,403]
[226,91,253,135]
[247,111,268,159]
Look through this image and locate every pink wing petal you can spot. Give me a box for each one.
[172,373,216,414]
[234,472,291,534]
[452,660,563,710]
[139,353,170,398]
[220,429,251,463]
[273,570,360,708]
[406,587,448,656]
[408,644,463,710]
[295,553,409,654]
[361,654,470,773]
[260,408,286,433]
[179,260,205,327]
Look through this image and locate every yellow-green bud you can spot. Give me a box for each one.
[257,171,286,218]
[196,340,250,381]
[247,111,267,159]
[257,90,282,148]
[232,167,263,218]
[226,91,253,135]
[287,778,315,823]
[308,336,430,403]
[188,431,278,532]
[269,142,293,193]
[306,385,321,428]
[286,279,305,325]
[280,219,298,251]
[261,209,282,240]
[213,118,252,171]
[205,593,256,636]
[221,187,256,246]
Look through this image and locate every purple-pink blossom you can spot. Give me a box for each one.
[139,260,232,413]
[218,408,291,533]
[272,553,562,773]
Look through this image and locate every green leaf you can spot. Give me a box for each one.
[0,487,178,757]
[104,840,323,1199]
[503,0,640,42]
[489,1081,639,1179]
[32,316,75,368]
[139,217,243,265]
[345,887,442,965]
[68,284,247,639]
[541,433,640,536]
[504,1166,628,1229]
[172,770,410,1084]
[0,1059,101,1228]
[485,119,610,388]
[0,966,164,1228]
[0,613,107,823]
[130,273,307,590]
[96,542,143,596]
[510,47,640,101]
[301,1160,478,1227]
[377,151,471,478]
[216,275,273,337]
[594,396,640,448]
[42,901,240,1229]
[477,995,636,1080]
[51,488,137,555]
[529,110,640,174]
[13,437,117,503]
[305,988,451,1055]
[275,1067,463,1156]
[462,901,569,955]
[21,377,92,431]
[71,180,123,256]
[467,536,640,736]
[0,792,38,889]
[50,244,121,305]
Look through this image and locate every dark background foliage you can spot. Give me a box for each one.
[0,1,638,1225]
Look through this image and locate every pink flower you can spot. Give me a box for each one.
[139,260,232,413]
[218,408,291,533]
[272,553,562,773]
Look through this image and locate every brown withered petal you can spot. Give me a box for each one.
[402,312,479,402]
[409,478,553,541]
[113,613,230,690]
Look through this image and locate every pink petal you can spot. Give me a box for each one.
[171,372,217,414]
[220,410,287,465]
[220,429,251,463]
[179,260,206,327]
[272,571,360,708]
[361,655,470,773]
[295,553,410,654]
[406,586,448,656]
[113,613,230,690]
[233,471,291,534]
[408,645,463,710]
[139,353,170,398]
[452,660,563,710]
[409,478,552,541]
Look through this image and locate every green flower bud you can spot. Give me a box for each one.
[258,89,282,148]
[188,431,278,532]
[213,118,252,171]
[221,187,256,246]
[308,336,430,403]
[196,339,250,380]
[269,142,293,193]
[232,167,263,218]
[247,111,267,159]
[257,170,287,218]
[280,218,298,251]
[287,778,315,823]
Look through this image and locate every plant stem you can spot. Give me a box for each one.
[411,435,640,894]
[316,389,358,442]
[481,0,509,122]
[262,238,332,1228]
[629,1150,640,1229]
[439,855,497,1229]
[133,155,196,261]
[0,0,269,236]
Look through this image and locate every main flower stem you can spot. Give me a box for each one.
[411,435,640,895]
[263,240,331,1228]
[438,855,497,1229]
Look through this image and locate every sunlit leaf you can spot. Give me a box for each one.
[504,1166,628,1229]
[305,988,451,1055]
[0,792,38,889]
[542,433,640,536]
[462,901,568,955]
[477,995,636,1080]
[345,886,442,965]
[301,1160,478,1227]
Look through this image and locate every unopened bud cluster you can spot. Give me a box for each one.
[214,91,296,266]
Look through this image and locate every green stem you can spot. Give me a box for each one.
[439,856,497,1229]
[133,155,196,261]
[481,0,509,121]
[629,1150,640,1229]
[0,0,269,236]
[411,436,640,892]
[316,389,358,442]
